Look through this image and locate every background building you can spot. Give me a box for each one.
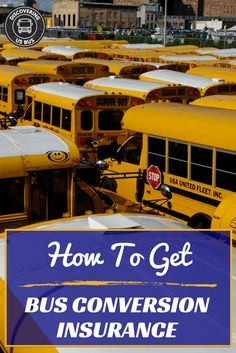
[203,0,236,18]
[52,0,137,29]
[51,0,236,33]
[165,0,235,18]
[81,0,113,3]
[165,0,202,16]
[137,2,162,29]
[113,0,149,5]
[137,1,185,30]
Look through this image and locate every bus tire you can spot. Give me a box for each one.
[187,213,212,229]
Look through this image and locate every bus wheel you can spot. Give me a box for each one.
[187,213,212,229]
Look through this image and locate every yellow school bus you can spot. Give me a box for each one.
[2,39,81,51]
[23,82,144,160]
[91,48,148,60]
[111,43,164,50]
[123,51,176,63]
[75,58,156,79]
[187,66,236,83]
[228,60,236,68]
[191,94,236,110]
[103,102,236,237]
[90,48,175,62]
[2,42,32,49]
[0,66,64,123]
[42,45,111,59]
[137,61,189,72]
[18,59,110,84]
[140,69,236,96]
[27,39,82,51]
[69,39,128,49]
[0,54,29,65]
[0,125,80,231]
[0,125,142,233]
[189,60,232,69]
[86,48,127,60]
[1,48,69,61]
[158,54,217,64]
[153,44,199,53]
[195,47,217,54]
[207,49,236,60]
[158,55,220,70]
[86,48,125,60]
[85,76,200,103]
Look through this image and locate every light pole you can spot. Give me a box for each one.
[163,0,167,46]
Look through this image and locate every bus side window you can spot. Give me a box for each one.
[24,103,32,121]
[62,109,71,131]
[52,106,61,127]
[216,150,236,192]
[27,96,32,105]
[117,135,142,165]
[0,178,24,215]
[2,86,8,102]
[148,136,166,172]
[168,140,188,178]
[35,101,42,120]
[81,110,93,130]
[191,145,212,185]
[43,103,51,124]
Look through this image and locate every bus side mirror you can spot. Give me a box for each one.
[8,115,17,126]
[8,104,24,125]
[96,160,109,171]
[160,184,172,200]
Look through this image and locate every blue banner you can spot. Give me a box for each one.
[6,230,231,346]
